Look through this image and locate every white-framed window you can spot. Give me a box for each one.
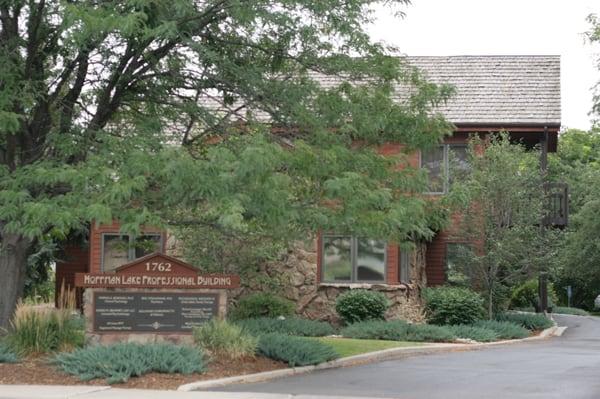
[321,235,387,283]
[421,144,470,194]
[101,233,163,272]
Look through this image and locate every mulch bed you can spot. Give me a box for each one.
[0,355,287,390]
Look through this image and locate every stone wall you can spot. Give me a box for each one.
[235,240,428,324]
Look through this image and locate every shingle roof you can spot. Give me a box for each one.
[404,55,561,126]
[200,55,561,127]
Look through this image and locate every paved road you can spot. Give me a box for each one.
[216,315,600,399]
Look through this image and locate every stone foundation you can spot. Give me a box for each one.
[233,240,428,324]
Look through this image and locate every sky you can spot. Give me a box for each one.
[367,0,600,131]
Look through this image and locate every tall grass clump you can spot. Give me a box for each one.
[257,333,338,367]
[496,312,554,331]
[5,292,84,355]
[473,320,529,339]
[236,317,335,337]
[193,319,257,359]
[53,343,205,384]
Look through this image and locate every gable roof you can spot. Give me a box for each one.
[405,55,561,126]
[200,55,561,127]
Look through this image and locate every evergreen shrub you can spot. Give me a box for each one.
[472,320,529,339]
[53,343,205,384]
[193,319,257,358]
[236,317,335,337]
[340,320,456,342]
[335,289,389,325]
[424,286,484,325]
[448,325,499,342]
[510,279,558,310]
[0,343,18,363]
[257,333,338,366]
[496,312,554,331]
[230,293,295,320]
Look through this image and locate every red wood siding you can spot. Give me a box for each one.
[55,245,89,308]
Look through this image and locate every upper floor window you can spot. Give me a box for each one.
[421,144,470,193]
[101,233,163,272]
[322,235,386,283]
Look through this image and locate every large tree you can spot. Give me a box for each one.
[0,0,454,328]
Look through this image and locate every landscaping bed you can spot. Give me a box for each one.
[0,355,286,390]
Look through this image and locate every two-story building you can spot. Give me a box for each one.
[55,55,563,322]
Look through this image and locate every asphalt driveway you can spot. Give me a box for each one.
[215,315,600,399]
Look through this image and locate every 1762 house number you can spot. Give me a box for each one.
[145,262,172,272]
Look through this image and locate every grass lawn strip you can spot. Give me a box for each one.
[311,337,422,358]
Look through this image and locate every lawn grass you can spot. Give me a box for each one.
[310,337,421,358]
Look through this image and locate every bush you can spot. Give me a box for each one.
[404,324,456,342]
[335,290,389,325]
[53,343,205,384]
[424,287,484,325]
[448,325,499,342]
[472,320,529,339]
[193,319,257,359]
[496,312,554,331]
[5,303,84,356]
[552,307,589,316]
[340,320,456,343]
[230,293,295,320]
[236,317,335,337]
[510,279,558,310]
[257,333,338,366]
[0,343,18,363]
[340,320,409,341]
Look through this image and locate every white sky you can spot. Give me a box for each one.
[368,0,600,130]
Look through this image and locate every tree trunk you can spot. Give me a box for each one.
[0,231,31,330]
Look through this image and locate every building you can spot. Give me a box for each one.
[56,55,564,321]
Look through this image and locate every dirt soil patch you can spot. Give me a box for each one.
[0,355,286,390]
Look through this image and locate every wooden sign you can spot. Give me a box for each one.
[75,252,240,289]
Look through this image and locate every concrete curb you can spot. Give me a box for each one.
[178,323,559,392]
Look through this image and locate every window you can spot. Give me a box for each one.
[101,233,163,272]
[322,236,386,283]
[399,250,411,284]
[445,243,471,285]
[421,144,470,193]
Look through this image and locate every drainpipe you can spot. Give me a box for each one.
[538,126,549,314]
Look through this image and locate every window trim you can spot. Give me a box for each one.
[321,235,388,284]
[100,233,164,272]
[421,144,469,195]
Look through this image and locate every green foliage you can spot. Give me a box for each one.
[340,320,456,342]
[312,337,416,357]
[335,289,389,325]
[193,319,257,359]
[510,279,558,310]
[0,0,456,329]
[448,135,550,318]
[236,317,335,337]
[5,304,84,356]
[496,312,554,331]
[0,343,18,363]
[257,333,338,367]
[424,287,484,325]
[230,293,295,320]
[551,307,589,316]
[53,343,205,384]
[448,325,499,342]
[472,320,529,339]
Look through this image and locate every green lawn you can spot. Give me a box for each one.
[311,337,421,358]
